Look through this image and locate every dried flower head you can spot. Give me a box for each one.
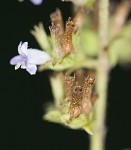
[64,74,75,101]
[50,9,64,36]
[49,22,63,57]
[64,74,95,119]
[81,76,95,116]
[44,73,96,134]
[49,12,75,58]
[49,9,66,57]
[63,18,76,55]
[49,22,60,37]
[70,82,83,118]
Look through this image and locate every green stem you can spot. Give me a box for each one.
[90,0,110,150]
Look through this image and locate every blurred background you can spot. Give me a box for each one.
[1,0,131,150]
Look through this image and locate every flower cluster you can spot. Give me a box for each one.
[44,73,96,134]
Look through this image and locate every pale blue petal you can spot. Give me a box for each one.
[18,42,28,56]
[10,55,25,65]
[30,0,43,5]
[27,49,50,65]
[26,64,37,75]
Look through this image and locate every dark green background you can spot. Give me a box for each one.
[1,0,131,150]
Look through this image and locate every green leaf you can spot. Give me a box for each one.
[109,23,131,66]
[109,38,122,67]
[61,114,88,129]
[43,106,62,124]
[83,125,93,135]
[80,29,98,57]
[31,23,52,54]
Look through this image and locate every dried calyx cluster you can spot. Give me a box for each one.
[49,9,76,56]
[64,73,95,120]
[44,70,96,133]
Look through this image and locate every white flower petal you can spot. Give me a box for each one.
[27,49,50,65]
[18,42,28,56]
[26,64,37,75]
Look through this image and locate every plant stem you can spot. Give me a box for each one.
[90,0,110,150]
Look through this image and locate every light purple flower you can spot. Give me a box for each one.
[10,42,50,75]
[30,0,43,5]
